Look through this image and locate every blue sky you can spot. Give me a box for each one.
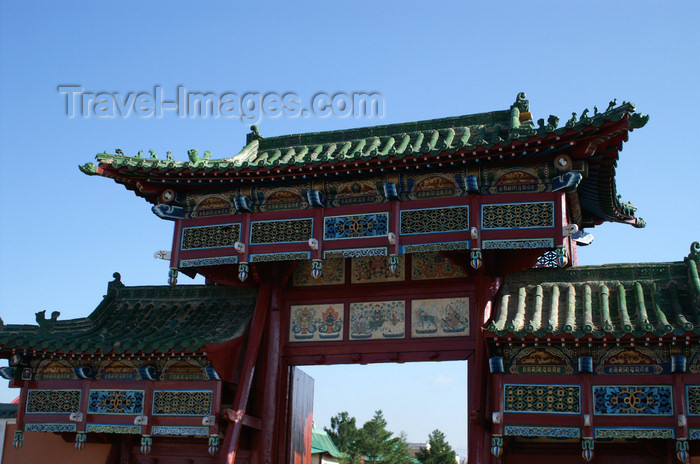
[1,1,699,458]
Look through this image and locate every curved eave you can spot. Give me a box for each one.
[0,282,258,358]
[83,113,641,179]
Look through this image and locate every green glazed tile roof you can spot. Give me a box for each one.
[80,94,648,228]
[0,274,257,356]
[487,242,700,338]
[81,97,644,176]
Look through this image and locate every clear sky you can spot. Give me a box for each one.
[2,1,700,459]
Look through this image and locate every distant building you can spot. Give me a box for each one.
[406,442,429,459]
[311,428,343,464]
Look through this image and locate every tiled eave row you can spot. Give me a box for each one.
[486,244,700,340]
[82,105,643,183]
[0,275,258,357]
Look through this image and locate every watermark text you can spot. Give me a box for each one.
[58,85,384,124]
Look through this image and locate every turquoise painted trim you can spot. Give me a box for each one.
[179,255,239,268]
[594,427,675,440]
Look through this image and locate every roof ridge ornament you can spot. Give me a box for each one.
[510,92,533,130]
[35,310,60,329]
[247,124,263,144]
[79,162,98,175]
[107,272,124,295]
[187,149,211,165]
[688,242,700,264]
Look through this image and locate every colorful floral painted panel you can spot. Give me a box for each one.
[479,165,549,195]
[26,389,81,414]
[162,360,207,381]
[503,425,580,438]
[25,423,77,433]
[179,256,238,268]
[593,385,673,416]
[350,301,405,340]
[596,346,663,375]
[411,297,469,338]
[191,195,234,217]
[98,360,139,381]
[86,424,142,434]
[34,360,77,380]
[404,173,460,200]
[327,179,381,207]
[152,425,209,437]
[289,303,345,342]
[594,427,674,439]
[351,255,405,283]
[411,252,467,280]
[509,347,573,375]
[504,384,580,414]
[482,238,555,250]
[292,257,346,287]
[88,389,145,415]
[259,187,307,211]
[152,390,213,416]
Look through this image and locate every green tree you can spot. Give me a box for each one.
[326,410,413,464]
[356,411,412,464]
[415,429,457,464]
[325,411,359,457]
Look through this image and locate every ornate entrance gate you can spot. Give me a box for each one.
[6,95,692,464]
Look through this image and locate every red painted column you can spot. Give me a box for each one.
[674,370,688,441]
[468,275,496,464]
[219,284,272,464]
[169,219,183,269]
[261,288,283,464]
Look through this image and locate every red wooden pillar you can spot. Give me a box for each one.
[220,284,272,464]
[469,275,497,464]
[260,288,283,464]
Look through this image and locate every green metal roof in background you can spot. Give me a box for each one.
[312,428,344,458]
[487,242,700,339]
[0,274,257,356]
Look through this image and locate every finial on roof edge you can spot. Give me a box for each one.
[107,272,124,295]
[690,242,700,261]
[511,92,529,113]
[36,310,60,328]
[247,125,263,144]
[79,162,98,175]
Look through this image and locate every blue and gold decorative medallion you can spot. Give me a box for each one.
[593,385,673,416]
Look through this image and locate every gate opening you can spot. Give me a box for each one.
[300,360,468,461]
